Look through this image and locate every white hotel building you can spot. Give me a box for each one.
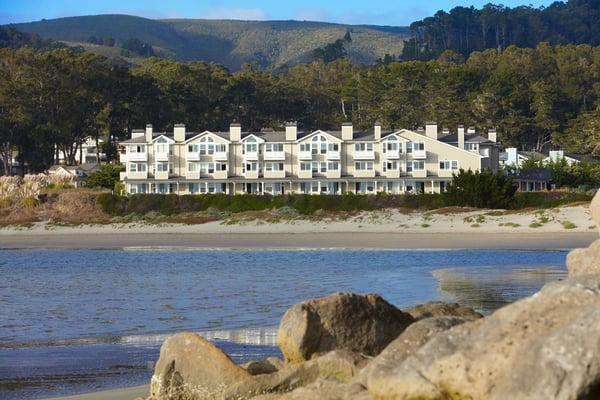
[118,122,499,195]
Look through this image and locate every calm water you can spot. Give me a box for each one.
[0,249,567,399]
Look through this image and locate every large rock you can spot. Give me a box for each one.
[223,350,369,399]
[567,191,600,277]
[253,379,372,400]
[150,332,250,400]
[360,316,466,385]
[241,357,284,375]
[367,274,600,400]
[405,301,482,321]
[277,292,414,363]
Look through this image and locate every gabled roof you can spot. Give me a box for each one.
[184,131,231,144]
[240,133,266,143]
[151,134,175,143]
[296,130,343,143]
[396,129,483,158]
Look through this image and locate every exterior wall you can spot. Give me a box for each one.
[120,128,494,196]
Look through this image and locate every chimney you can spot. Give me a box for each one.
[425,122,438,140]
[458,125,465,150]
[341,122,353,141]
[467,126,476,134]
[131,129,144,139]
[230,123,241,142]
[145,124,153,142]
[488,128,497,143]
[374,122,382,140]
[174,124,186,142]
[506,147,518,165]
[285,122,297,141]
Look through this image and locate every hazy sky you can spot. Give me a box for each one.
[0,0,555,26]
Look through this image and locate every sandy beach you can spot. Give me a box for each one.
[45,385,148,400]
[1,204,597,250]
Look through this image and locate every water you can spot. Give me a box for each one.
[0,249,567,399]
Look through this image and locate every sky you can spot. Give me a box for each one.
[0,0,555,26]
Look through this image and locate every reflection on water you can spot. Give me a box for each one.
[433,266,567,314]
[0,249,567,399]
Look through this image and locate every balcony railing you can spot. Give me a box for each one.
[298,170,312,179]
[244,152,259,161]
[354,151,375,160]
[154,152,170,162]
[244,170,259,179]
[213,151,228,161]
[384,169,401,178]
[412,169,427,178]
[155,170,169,180]
[186,152,200,161]
[326,151,340,160]
[264,151,285,161]
[412,149,426,159]
[126,152,147,162]
[186,171,200,179]
[264,170,285,178]
[384,151,400,159]
[298,151,312,160]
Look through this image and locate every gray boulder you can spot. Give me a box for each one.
[405,301,482,321]
[277,292,414,363]
[150,332,250,400]
[367,274,600,400]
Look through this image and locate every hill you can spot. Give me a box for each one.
[9,14,410,70]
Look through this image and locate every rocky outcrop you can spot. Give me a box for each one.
[277,292,414,363]
[241,357,284,375]
[567,190,600,277]
[404,301,482,321]
[367,274,600,400]
[253,379,371,400]
[150,332,250,400]
[222,350,369,399]
[360,316,467,386]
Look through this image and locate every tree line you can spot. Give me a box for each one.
[402,0,600,60]
[1,42,600,174]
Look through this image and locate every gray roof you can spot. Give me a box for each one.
[507,168,552,181]
[438,133,494,144]
[563,153,600,164]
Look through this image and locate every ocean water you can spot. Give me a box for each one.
[0,249,567,399]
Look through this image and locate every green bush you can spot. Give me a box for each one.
[513,191,593,209]
[443,169,517,209]
[86,164,125,189]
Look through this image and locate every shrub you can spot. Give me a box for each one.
[86,164,125,189]
[443,169,517,209]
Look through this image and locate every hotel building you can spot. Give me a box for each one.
[118,122,499,195]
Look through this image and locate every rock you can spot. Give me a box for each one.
[360,316,467,385]
[567,238,600,277]
[254,379,372,400]
[591,190,600,232]
[223,350,369,399]
[241,357,284,375]
[277,292,414,363]
[367,274,600,400]
[150,332,250,400]
[404,301,482,321]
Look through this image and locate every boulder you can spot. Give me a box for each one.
[277,292,414,363]
[150,332,250,400]
[241,357,284,375]
[253,379,372,400]
[367,274,600,400]
[223,350,369,399]
[404,301,482,321]
[360,316,466,385]
[591,189,600,233]
[567,191,600,277]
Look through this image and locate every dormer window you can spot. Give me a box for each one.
[311,135,328,154]
[199,136,215,155]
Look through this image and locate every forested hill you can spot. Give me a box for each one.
[9,15,410,70]
[402,0,600,60]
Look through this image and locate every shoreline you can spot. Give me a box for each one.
[44,385,148,400]
[1,231,596,251]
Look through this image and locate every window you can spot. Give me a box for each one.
[265,162,284,171]
[464,143,478,151]
[384,161,398,171]
[129,163,146,172]
[406,162,413,172]
[311,162,319,173]
[355,161,373,171]
[439,160,458,170]
[320,162,327,173]
[155,143,170,154]
[243,162,258,172]
[187,162,199,172]
[244,143,258,153]
[188,183,199,193]
[328,143,339,152]
[216,163,227,171]
[355,143,373,152]
[406,142,413,154]
[385,141,399,152]
[156,162,169,172]
[215,144,226,153]
[412,161,425,170]
[327,162,339,170]
[188,144,199,153]
[413,142,424,151]
[300,143,311,152]
[130,145,145,153]
[300,162,312,171]
[266,143,283,152]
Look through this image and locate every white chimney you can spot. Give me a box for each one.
[506,147,518,166]
[341,122,353,141]
[467,127,476,134]
[145,124,153,142]
[230,123,241,142]
[425,122,438,140]
[174,124,186,142]
[285,122,297,141]
[488,128,497,143]
[131,129,144,139]
[458,125,465,150]
[374,122,382,140]
[549,150,564,162]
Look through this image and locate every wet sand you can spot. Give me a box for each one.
[1,231,596,250]
[45,385,147,400]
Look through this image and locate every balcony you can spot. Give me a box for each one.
[213,151,228,161]
[384,151,400,160]
[126,152,147,162]
[186,171,200,180]
[412,169,427,178]
[264,151,285,161]
[298,170,312,179]
[154,152,170,162]
[244,170,259,179]
[213,170,228,180]
[186,152,200,161]
[412,150,426,159]
[326,170,341,179]
[354,151,375,160]
[326,151,340,160]
[244,152,259,161]
[264,170,285,179]
[384,169,401,178]
[298,150,312,160]
[127,171,148,180]
[353,169,376,178]
[155,171,169,180]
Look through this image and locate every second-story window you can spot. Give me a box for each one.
[266,143,283,152]
[355,143,373,152]
[413,142,425,151]
[412,160,425,170]
[156,162,170,172]
[155,142,171,154]
[130,145,145,153]
[327,162,339,170]
[328,143,339,152]
[300,143,310,153]
[439,160,458,170]
[188,144,199,153]
[355,161,373,170]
